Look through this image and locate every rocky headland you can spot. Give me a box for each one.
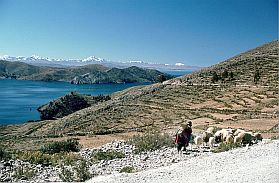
[37,92,111,120]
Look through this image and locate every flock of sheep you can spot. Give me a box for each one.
[193,127,263,148]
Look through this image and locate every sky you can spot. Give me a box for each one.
[0,0,277,66]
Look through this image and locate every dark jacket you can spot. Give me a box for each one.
[176,125,192,145]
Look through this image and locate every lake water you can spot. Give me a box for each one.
[0,79,146,125]
[0,70,191,125]
[162,70,192,76]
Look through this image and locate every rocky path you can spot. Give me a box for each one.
[87,140,279,183]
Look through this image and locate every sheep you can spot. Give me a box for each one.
[214,130,223,143]
[234,135,242,144]
[242,133,253,145]
[194,136,203,146]
[225,134,234,144]
[234,129,246,136]
[253,133,263,142]
[202,131,213,146]
[237,132,246,139]
[208,137,215,148]
[222,128,236,134]
[221,130,231,141]
[220,128,235,141]
[233,132,253,145]
[206,127,215,134]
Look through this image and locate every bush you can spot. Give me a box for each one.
[120,166,135,173]
[59,166,74,182]
[211,71,219,83]
[129,130,175,154]
[41,139,80,154]
[91,150,125,161]
[74,160,93,182]
[16,151,52,165]
[13,166,36,180]
[51,152,81,166]
[16,150,80,166]
[0,146,11,161]
[59,160,94,182]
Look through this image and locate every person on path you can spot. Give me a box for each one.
[175,121,192,153]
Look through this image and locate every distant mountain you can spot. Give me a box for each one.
[0,55,201,71]
[0,60,172,84]
[0,55,106,68]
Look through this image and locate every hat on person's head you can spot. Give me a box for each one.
[187,121,192,126]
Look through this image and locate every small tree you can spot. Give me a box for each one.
[158,75,167,83]
[211,71,219,83]
[221,70,229,79]
[229,71,234,80]
[254,69,260,84]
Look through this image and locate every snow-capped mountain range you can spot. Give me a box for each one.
[0,55,201,71]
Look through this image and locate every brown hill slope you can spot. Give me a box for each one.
[1,40,278,150]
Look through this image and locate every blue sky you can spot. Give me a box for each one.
[0,0,277,66]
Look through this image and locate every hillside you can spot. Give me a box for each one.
[0,60,53,77]
[0,40,278,150]
[0,60,171,84]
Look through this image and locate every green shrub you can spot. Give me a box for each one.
[213,142,242,153]
[0,146,11,161]
[59,166,74,182]
[16,151,51,165]
[41,139,80,154]
[13,166,36,180]
[16,150,80,166]
[51,152,81,166]
[120,166,135,173]
[59,160,94,182]
[129,130,175,154]
[92,150,125,161]
[74,160,93,182]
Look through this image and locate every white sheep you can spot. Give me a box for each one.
[214,130,223,143]
[208,136,215,148]
[202,131,213,146]
[220,128,235,141]
[194,136,203,146]
[206,127,215,134]
[234,135,242,144]
[221,130,231,141]
[233,132,253,145]
[225,134,234,144]
[222,128,235,133]
[233,129,246,136]
[237,132,246,139]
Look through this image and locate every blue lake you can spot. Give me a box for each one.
[0,70,191,125]
[0,79,146,125]
[162,70,192,76]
